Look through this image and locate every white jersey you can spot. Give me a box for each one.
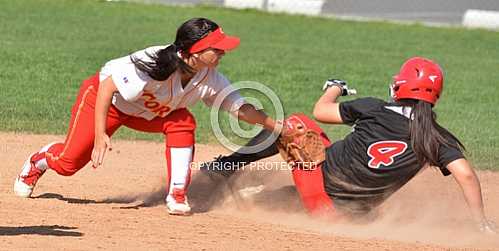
[99,45,246,120]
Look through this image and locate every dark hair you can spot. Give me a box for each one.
[131,18,219,81]
[399,99,465,167]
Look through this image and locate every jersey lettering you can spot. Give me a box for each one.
[141,92,171,117]
[367,141,408,169]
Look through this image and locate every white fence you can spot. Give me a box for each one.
[147,0,499,29]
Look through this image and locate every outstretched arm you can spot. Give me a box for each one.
[235,103,279,132]
[447,158,496,233]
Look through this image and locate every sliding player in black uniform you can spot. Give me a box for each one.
[191,57,496,233]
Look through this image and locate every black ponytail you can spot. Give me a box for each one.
[401,100,465,166]
[131,18,219,81]
[131,44,191,81]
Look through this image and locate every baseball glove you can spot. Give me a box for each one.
[277,116,326,169]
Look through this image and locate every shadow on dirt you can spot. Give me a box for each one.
[34,189,167,209]
[32,169,300,213]
[34,193,101,204]
[0,225,83,236]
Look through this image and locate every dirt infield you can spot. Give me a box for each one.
[1,132,498,250]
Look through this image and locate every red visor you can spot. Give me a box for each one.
[189,28,240,53]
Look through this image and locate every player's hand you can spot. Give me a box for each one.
[91,133,112,169]
[322,78,357,96]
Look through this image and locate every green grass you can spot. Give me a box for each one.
[0,0,498,169]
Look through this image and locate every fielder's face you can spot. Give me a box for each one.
[193,48,225,68]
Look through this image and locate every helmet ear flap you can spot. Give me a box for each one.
[389,75,403,101]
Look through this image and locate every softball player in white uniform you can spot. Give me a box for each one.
[14,18,279,216]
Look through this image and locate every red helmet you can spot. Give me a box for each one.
[390,57,444,105]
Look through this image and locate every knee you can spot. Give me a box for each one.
[50,165,79,176]
[164,109,197,147]
[54,169,78,176]
[48,159,85,176]
[168,108,196,130]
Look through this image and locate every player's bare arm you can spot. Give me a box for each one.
[92,76,118,169]
[313,86,343,124]
[313,79,357,124]
[233,103,278,132]
[447,158,495,233]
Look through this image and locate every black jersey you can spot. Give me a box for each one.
[322,97,464,215]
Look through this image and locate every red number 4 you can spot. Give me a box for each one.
[367,141,407,169]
